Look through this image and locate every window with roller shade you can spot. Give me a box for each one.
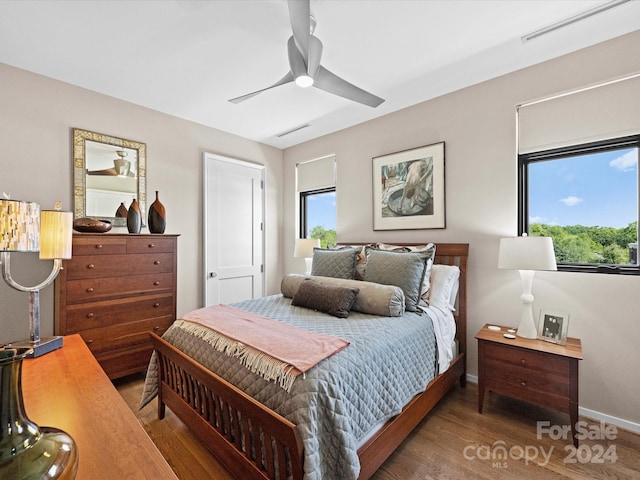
[297,156,336,247]
[517,74,640,274]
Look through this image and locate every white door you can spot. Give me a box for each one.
[204,153,264,306]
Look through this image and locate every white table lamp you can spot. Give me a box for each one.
[498,235,557,338]
[294,238,320,275]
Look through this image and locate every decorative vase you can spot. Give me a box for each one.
[126,198,142,234]
[148,191,166,234]
[115,202,128,218]
[0,347,78,479]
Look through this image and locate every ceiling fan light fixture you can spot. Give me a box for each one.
[295,75,314,88]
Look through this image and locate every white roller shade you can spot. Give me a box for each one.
[518,73,640,154]
[296,155,335,192]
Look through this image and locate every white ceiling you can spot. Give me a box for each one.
[1,1,638,149]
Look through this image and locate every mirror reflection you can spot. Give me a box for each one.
[73,129,146,227]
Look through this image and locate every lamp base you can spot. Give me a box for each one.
[8,336,63,358]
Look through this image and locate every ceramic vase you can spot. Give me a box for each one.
[0,348,78,479]
[115,202,128,218]
[127,198,142,234]
[148,191,166,234]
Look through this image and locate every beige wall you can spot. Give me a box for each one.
[0,63,284,344]
[283,30,640,429]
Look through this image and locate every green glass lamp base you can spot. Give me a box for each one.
[0,427,78,479]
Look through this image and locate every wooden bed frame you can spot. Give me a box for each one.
[150,242,468,480]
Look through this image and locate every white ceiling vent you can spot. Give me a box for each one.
[276,124,310,138]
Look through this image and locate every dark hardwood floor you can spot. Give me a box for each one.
[116,374,640,479]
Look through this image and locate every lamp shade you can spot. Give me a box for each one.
[39,209,73,260]
[294,238,320,258]
[498,236,557,271]
[0,199,40,252]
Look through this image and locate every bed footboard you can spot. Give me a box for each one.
[150,332,305,480]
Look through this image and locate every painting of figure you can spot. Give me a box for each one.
[372,142,445,230]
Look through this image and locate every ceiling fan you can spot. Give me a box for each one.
[229,0,384,108]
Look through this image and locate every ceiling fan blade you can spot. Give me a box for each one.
[288,0,310,61]
[307,35,323,77]
[287,36,307,80]
[228,72,294,104]
[314,66,385,108]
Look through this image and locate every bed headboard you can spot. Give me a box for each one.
[336,242,469,360]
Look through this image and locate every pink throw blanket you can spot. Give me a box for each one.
[179,304,350,391]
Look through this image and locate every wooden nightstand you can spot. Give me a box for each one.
[476,323,583,446]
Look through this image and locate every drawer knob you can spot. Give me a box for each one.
[153,281,160,286]
[86,287,94,293]
[153,303,160,308]
[87,264,95,269]
[520,359,526,365]
[148,243,155,248]
[86,339,94,344]
[95,244,103,249]
[87,312,94,318]
[153,326,161,331]
[154,260,161,265]
[520,381,527,387]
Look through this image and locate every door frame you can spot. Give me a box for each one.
[202,152,266,306]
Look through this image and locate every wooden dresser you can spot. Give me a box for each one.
[22,334,178,479]
[55,233,178,379]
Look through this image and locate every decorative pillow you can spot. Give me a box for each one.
[291,279,359,318]
[328,243,379,280]
[363,249,431,312]
[311,247,359,279]
[281,274,405,317]
[427,264,460,311]
[378,243,436,304]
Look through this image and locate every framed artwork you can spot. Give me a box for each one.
[537,310,570,345]
[372,142,445,230]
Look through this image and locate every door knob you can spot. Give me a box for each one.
[208,272,217,278]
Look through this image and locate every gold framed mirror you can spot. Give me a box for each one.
[73,128,146,227]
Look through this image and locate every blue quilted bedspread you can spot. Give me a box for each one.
[141,294,437,480]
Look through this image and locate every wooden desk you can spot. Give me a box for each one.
[22,334,178,480]
[476,324,583,446]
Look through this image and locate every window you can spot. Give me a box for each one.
[296,155,336,247]
[519,135,640,274]
[300,188,336,247]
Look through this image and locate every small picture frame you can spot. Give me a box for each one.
[537,310,570,345]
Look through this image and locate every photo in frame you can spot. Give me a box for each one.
[537,309,570,345]
[372,142,445,230]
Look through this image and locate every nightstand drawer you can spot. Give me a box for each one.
[483,342,570,375]
[484,357,571,401]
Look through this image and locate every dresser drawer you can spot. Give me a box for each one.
[127,236,176,254]
[65,253,174,279]
[79,316,174,355]
[65,293,174,332]
[72,236,127,256]
[95,344,157,379]
[65,273,174,304]
[483,342,570,375]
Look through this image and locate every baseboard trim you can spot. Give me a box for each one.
[465,374,640,435]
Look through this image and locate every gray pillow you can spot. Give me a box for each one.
[281,274,405,317]
[363,249,430,311]
[291,279,359,318]
[311,247,359,279]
